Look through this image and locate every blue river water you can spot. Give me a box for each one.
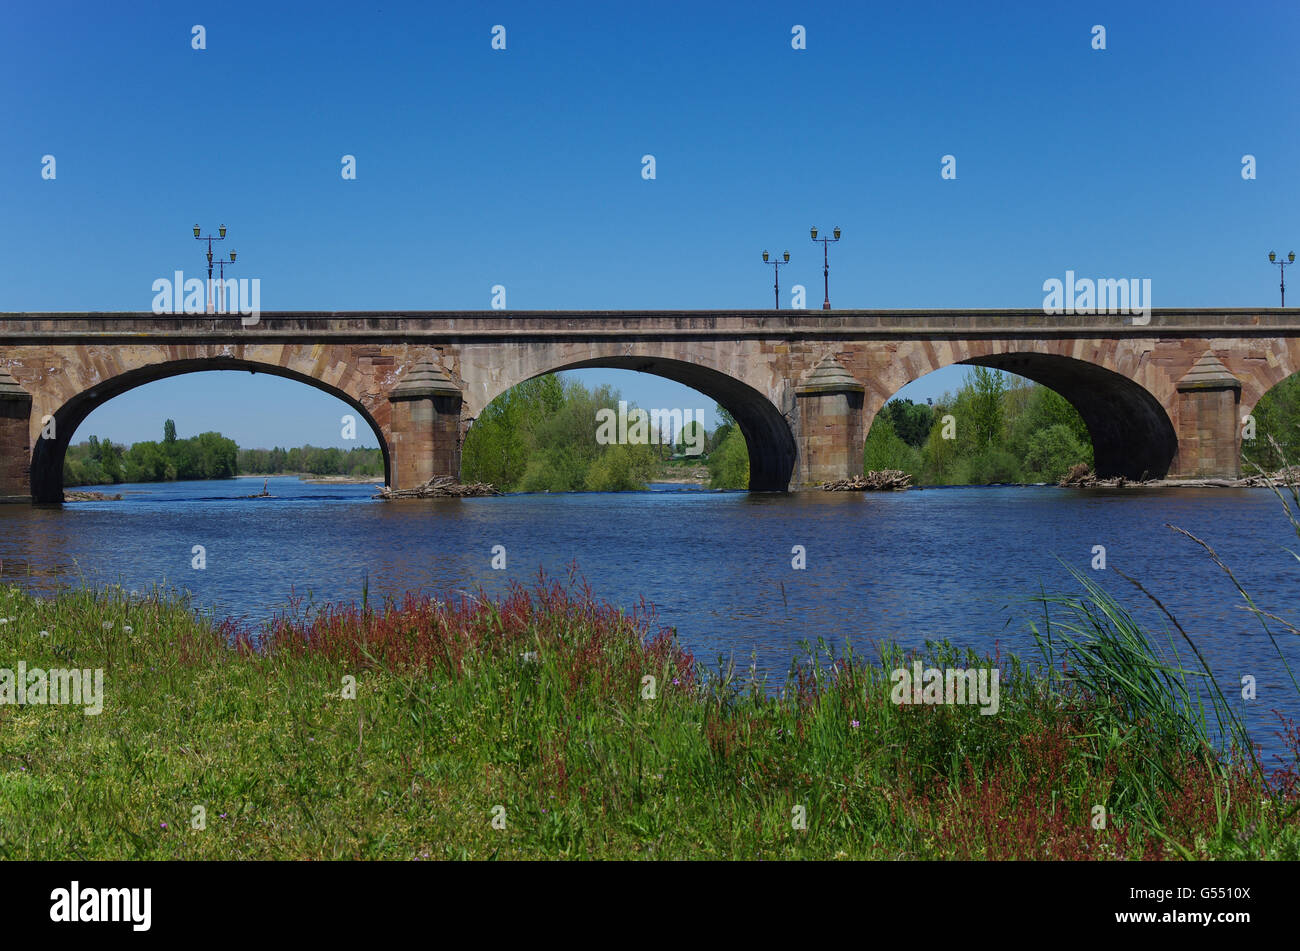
[2,476,1299,762]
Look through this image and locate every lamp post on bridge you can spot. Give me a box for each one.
[193,224,227,314]
[214,249,237,313]
[810,225,841,310]
[1269,251,1295,307]
[762,250,790,309]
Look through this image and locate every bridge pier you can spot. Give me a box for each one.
[0,367,32,503]
[793,357,865,487]
[387,361,462,489]
[1172,352,1242,480]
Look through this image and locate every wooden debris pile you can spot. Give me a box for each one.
[63,490,124,502]
[1060,463,1300,489]
[375,476,501,499]
[822,470,913,491]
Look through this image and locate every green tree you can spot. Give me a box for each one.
[586,443,658,491]
[462,374,566,490]
[885,399,933,448]
[1022,424,1089,482]
[966,448,1021,483]
[968,366,1008,450]
[97,437,124,483]
[163,419,177,444]
[864,412,922,475]
[125,440,168,482]
[707,427,749,488]
[519,446,587,492]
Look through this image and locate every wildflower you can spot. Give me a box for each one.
[38,630,48,637]
[160,822,167,829]
[0,619,7,625]
[672,678,680,686]
[123,625,133,634]
[102,622,113,631]
[851,720,861,728]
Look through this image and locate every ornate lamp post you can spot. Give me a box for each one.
[810,225,841,310]
[214,249,237,313]
[762,250,790,310]
[1269,251,1295,307]
[194,224,227,313]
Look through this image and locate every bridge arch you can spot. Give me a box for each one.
[860,346,1179,480]
[1239,368,1300,471]
[468,355,796,491]
[30,357,391,502]
[957,352,1178,480]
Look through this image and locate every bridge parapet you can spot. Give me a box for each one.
[3,310,1300,342]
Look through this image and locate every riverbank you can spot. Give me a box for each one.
[1,578,1296,860]
[237,473,383,484]
[1057,463,1300,489]
[652,464,709,485]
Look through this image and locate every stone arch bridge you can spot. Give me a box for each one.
[0,310,1296,503]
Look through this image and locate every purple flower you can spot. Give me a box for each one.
[851,720,861,728]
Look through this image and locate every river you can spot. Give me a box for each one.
[2,476,1299,763]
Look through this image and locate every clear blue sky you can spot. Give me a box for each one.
[3,0,1296,448]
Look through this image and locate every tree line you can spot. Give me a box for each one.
[461,375,731,491]
[237,446,383,477]
[863,367,1094,484]
[63,419,382,486]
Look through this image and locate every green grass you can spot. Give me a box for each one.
[0,572,1297,860]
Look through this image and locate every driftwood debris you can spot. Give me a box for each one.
[375,476,501,499]
[62,490,124,502]
[822,470,913,492]
[1060,463,1300,489]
